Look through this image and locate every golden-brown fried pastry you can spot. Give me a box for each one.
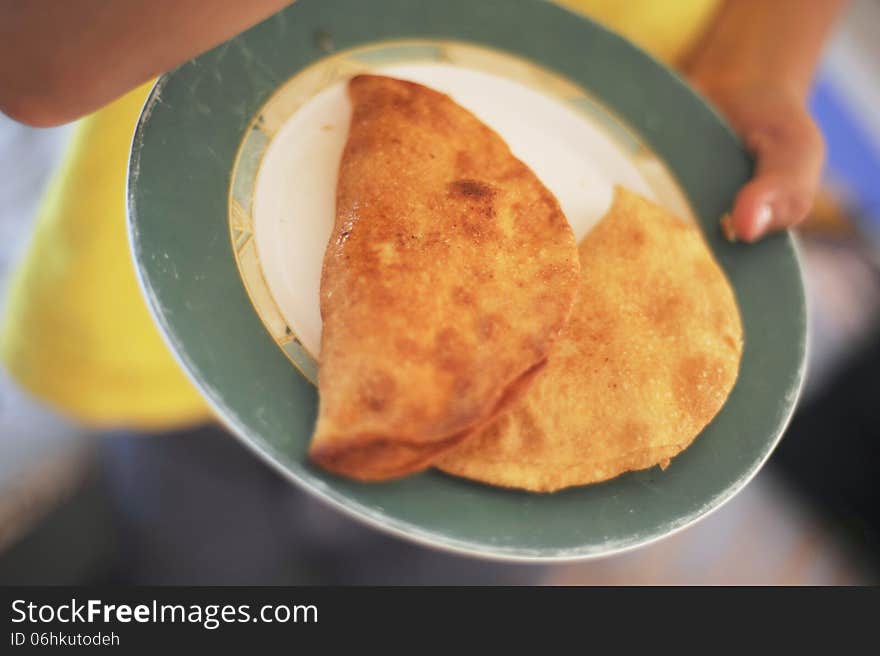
[309,75,580,481]
[437,187,742,492]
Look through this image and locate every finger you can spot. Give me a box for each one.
[729,120,824,242]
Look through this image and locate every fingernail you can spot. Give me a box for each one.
[754,203,773,237]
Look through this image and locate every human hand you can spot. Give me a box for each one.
[692,76,824,243]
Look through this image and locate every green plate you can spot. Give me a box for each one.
[128,0,806,561]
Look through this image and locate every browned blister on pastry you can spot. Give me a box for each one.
[437,188,743,492]
[309,75,580,481]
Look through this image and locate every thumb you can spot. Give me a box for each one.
[729,118,824,242]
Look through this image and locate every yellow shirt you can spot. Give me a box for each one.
[555,0,719,64]
[0,0,720,430]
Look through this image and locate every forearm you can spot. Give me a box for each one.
[687,0,847,101]
[0,0,293,126]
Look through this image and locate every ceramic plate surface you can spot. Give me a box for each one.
[129,0,806,561]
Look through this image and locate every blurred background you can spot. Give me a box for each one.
[1,0,878,585]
